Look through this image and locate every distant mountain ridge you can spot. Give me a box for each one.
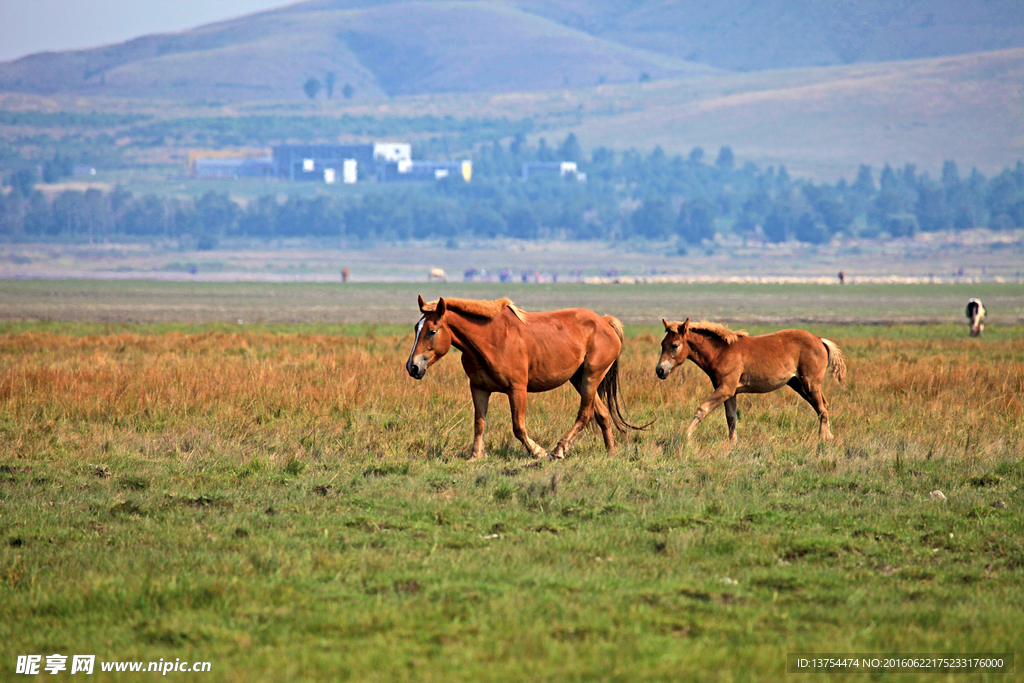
[1,0,1022,102]
[507,0,1024,71]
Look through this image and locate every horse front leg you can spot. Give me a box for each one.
[687,386,734,440]
[469,384,490,461]
[508,387,547,459]
[724,396,738,443]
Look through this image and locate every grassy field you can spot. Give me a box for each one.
[1,279,1023,326]
[4,231,1024,284]
[1,284,1023,681]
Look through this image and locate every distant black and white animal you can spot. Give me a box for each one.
[966,298,987,337]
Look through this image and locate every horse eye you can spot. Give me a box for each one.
[427,329,437,337]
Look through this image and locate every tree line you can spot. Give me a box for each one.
[2,134,1023,247]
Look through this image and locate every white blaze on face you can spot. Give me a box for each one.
[408,318,426,369]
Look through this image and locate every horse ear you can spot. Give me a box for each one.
[418,294,427,312]
[436,297,447,317]
[662,318,671,331]
[681,318,690,334]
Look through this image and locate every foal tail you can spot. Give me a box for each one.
[821,338,847,384]
[600,315,653,433]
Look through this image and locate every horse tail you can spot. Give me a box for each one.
[604,315,625,343]
[821,338,847,384]
[598,315,653,433]
[598,359,653,433]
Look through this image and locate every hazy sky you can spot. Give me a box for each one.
[0,0,293,62]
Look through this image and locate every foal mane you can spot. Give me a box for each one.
[421,297,527,323]
[689,320,748,345]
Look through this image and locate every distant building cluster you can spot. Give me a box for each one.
[189,149,274,179]
[521,161,586,182]
[189,143,471,183]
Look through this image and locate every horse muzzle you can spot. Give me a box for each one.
[407,356,428,380]
[655,362,672,380]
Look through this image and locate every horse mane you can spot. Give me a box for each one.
[689,320,748,345]
[421,297,527,323]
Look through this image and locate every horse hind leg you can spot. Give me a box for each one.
[788,377,832,440]
[816,393,833,440]
[550,371,600,459]
[592,395,616,453]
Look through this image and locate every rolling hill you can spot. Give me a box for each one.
[1,46,1021,182]
[510,0,1024,71]
[1,0,1022,182]
[1,0,1023,102]
[555,47,1024,179]
[0,1,716,102]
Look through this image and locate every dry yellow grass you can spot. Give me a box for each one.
[2,327,1021,467]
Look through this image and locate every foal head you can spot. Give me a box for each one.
[655,318,690,379]
[406,295,453,380]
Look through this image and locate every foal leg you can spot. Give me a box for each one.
[811,387,833,440]
[550,372,600,460]
[788,377,832,440]
[469,385,490,461]
[508,386,547,459]
[724,396,739,443]
[687,385,735,439]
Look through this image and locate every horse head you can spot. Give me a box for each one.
[656,318,690,379]
[407,295,453,379]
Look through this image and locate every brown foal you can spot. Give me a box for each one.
[656,318,847,442]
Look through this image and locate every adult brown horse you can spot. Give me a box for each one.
[655,319,847,442]
[406,296,643,460]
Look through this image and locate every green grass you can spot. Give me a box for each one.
[1,319,1022,680]
[3,435,1022,681]
[2,279,1023,327]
